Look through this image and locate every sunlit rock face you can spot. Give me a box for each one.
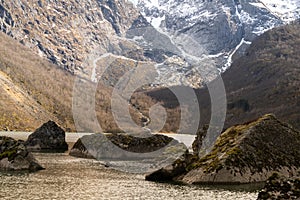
[134,0,300,72]
[0,0,144,76]
[1,0,300,88]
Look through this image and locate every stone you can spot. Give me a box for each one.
[0,136,44,171]
[70,133,187,173]
[25,121,68,152]
[147,114,300,184]
[70,132,186,160]
[257,172,300,200]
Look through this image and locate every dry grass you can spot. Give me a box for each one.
[0,32,160,132]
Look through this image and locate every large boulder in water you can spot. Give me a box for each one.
[69,132,187,173]
[147,114,300,184]
[0,136,44,171]
[25,121,68,152]
[257,172,300,200]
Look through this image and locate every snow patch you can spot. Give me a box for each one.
[223,38,252,71]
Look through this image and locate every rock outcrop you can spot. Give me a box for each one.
[257,172,300,200]
[25,121,68,152]
[70,132,187,173]
[146,114,300,184]
[0,136,43,171]
[0,0,143,76]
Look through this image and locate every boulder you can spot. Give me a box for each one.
[147,114,300,184]
[0,136,44,171]
[69,133,187,173]
[70,132,186,159]
[25,121,68,152]
[145,152,197,182]
[257,173,300,200]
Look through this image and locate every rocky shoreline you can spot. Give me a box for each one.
[258,172,300,199]
[1,115,299,199]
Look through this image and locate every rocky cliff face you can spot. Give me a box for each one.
[0,0,215,88]
[144,20,300,134]
[1,0,299,88]
[0,0,144,77]
[134,0,300,73]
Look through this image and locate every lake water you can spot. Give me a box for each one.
[0,132,259,200]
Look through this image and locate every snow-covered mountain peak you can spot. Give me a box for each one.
[129,0,300,79]
[252,0,300,22]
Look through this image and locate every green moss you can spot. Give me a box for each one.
[0,148,17,160]
[226,147,242,157]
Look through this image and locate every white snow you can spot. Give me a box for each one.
[130,0,300,86]
[223,38,252,71]
[251,0,300,22]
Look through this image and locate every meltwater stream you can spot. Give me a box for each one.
[0,132,259,199]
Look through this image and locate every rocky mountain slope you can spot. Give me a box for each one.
[142,20,300,135]
[0,0,299,132]
[2,0,299,88]
[0,0,143,76]
[133,0,300,83]
[0,32,155,132]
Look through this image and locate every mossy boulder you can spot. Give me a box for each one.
[70,132,186,159]
[147,114,300,184]
[25,121,68,152]
[257,172,300,199]
[0,136,44,171]
[182,114,300,184]
[69,132,187,172]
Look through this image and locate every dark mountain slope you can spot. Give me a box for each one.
[222,20,300,129]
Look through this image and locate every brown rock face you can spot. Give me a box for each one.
[0,0,143,76]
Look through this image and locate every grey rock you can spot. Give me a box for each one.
[70,133,187,173]
[0,136,44,171]
[147,114,300,184]
[25,121,68,152]
[257,172,300,200]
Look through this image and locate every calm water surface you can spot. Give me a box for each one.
[0,132,259,199]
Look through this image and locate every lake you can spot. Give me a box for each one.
[0,132,259,200]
